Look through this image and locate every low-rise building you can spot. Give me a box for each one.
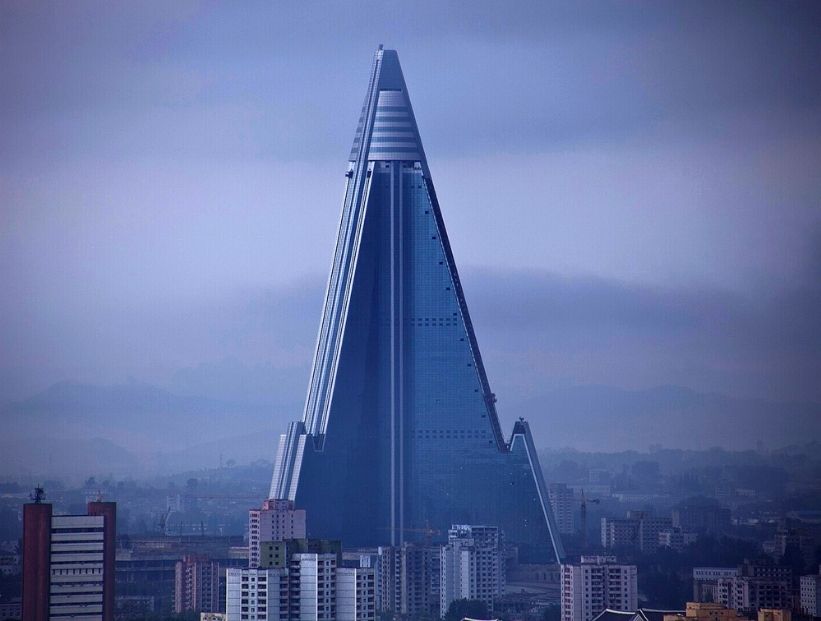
[757,609,790,621]
[662,602,748,621]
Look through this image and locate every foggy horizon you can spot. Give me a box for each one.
[2,2,821,477]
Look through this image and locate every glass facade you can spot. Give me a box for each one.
[270,48,564,563]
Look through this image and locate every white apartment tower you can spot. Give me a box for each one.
[561,556,638,621]
[226,567,289,621]
[226,559,375,621]
[248,500,307,568]
[337,567,376,621]
[440,525,504,619]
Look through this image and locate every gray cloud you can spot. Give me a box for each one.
[1,1,820,425]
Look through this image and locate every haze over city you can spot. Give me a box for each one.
[2,2,820,473]
[3,5,821,621]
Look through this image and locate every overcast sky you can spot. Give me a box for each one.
[2,1,820,411]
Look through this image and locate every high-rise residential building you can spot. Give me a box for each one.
[337,567,376,621]
[248,500,307,568]
[175,555,221,614]
[561,556,638,621]
[226,541,374,621]
[440,525,504,618]
[226,567,289,621]
[377,543,439,618]
[22,495,116,621]
[268,46,564,564]
[800,570,821,617]
[549,484,576,536]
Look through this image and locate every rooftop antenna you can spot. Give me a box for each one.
[31,486,45,504]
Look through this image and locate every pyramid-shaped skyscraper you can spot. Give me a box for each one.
[271,47,564,563]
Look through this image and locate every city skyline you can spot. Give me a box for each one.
[4,6,821,621]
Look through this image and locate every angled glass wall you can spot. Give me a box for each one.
[270,48,564,563]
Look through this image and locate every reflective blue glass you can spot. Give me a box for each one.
[270,48,564,563]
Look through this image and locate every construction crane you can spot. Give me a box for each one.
[580,489,600,552]
[157,507,173,534]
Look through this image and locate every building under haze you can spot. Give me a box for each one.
[22,494,116,621]
[439,525,504,618]
[268,46,563,564]
[377,543,440,618]
[561,556,637,621]
[227,539,375,621]
[174,555,221,615]
[800,569,821,617]
[549,483,576,536]
[248,499,306,568]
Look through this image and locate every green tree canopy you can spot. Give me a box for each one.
[445,599,491,621]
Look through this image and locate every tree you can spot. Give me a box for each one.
[543,604,561,621]
[445,599,490,621]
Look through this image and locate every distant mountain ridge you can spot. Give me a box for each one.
[510,383,820,452]
[2,380,278,457]
[1,380,819,479]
